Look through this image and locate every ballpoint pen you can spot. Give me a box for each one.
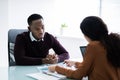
[42,71,60,78]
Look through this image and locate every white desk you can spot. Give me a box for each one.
[0,60,88,80]
[9,66,39,80]
[0,65,73,80]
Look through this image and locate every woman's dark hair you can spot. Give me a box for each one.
[27,14,43,25]
[80,16,120,67]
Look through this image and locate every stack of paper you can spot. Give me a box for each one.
[26,63,76,80]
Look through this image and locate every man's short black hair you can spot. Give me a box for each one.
[27,14,43,25]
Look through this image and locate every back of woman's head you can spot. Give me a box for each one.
[80,16,120,67]
[80,16,108,40]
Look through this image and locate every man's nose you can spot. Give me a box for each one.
[39,28,43,33]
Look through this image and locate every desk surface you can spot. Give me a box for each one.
[9,66,39,80]
[0,59,88,80]
[9,65,71,80]
[0,65,73,80]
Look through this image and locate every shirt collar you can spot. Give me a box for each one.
[29,32,44,42]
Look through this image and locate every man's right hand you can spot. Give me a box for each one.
[42,54,58,64]
[42,58,50,64]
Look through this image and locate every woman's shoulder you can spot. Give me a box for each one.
[86,41,106,55]
[88,41,101,47]
[87,41,104,52]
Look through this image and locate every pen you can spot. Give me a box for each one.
[42,71,60,78]
[63,61,66,64]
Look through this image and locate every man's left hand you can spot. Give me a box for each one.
[46,54,59,64]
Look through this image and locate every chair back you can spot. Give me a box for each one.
[8,29,28,66]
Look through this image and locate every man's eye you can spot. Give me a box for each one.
[41,27,44,29]
[41,25,44,29]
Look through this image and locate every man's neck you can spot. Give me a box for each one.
[29,32,44,41]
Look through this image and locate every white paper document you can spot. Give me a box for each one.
[26,63,75,80]
[26,71,67,80]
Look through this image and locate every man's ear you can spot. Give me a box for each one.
[28,26,31,31]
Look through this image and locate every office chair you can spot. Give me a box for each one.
[8,29,28,66]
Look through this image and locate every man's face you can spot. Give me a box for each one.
[29,19,45,40]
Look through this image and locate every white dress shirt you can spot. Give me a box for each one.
[29,32,44,42]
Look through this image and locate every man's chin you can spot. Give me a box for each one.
[38,36,44,39]
[38,34,44,39]
[38,37,42,39]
